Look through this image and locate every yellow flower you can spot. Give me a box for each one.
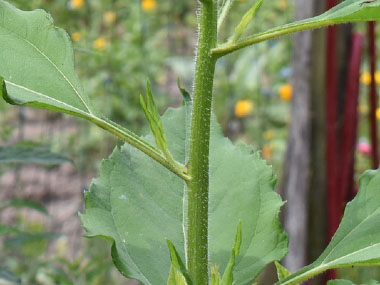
[279,0,289,9]
[358,104,369,115]
[142,0,156,11]
[264,130,275,140]
[262,145,273,160]
[377,108,380,120]
[376,71,380,84]
[360,71,372,85]
[235,100,254,118]
[279,84,293,101]
[103,11,117,25]
[93,37,107,51]
[71,32,82,42]
[70,0,84,9]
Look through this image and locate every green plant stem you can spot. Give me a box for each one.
[89,116,190,181]
[187,0,217,283]
[212,18,374,58]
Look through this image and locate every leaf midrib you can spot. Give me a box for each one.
[0,23,92,114]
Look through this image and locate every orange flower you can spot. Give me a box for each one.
[279,84,293,101]
[70,0,84,9]
[142,0,156,11]
[103,11,117,25]
[377,108,380,120]
[262,145,273,160]
[93,37,107,51]
[71,32,82,42]
[235,100,254,118]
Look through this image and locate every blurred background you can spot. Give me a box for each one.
[0,0,379,284]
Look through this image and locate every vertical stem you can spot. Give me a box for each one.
[187,1,217,284]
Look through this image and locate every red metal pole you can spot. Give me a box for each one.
[339,34,364,207]
[325,0,338,281]
[368,22,379,168]
[325,0,339,241]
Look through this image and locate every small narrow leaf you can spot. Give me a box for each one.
[0,199,49,216]
[221,221,242,285]
[211,265,221,285]
[230,0,263,43]
[167,267,188,285]
[0,145,71,166]
[177,78,192,105]
[328,280,380,285]
[275,261,291,281]
[166,239,193,285]
[140,82,172,160]
[218,0,235,32]
[327,280,355,285]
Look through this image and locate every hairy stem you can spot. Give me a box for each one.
[187,0,217,283]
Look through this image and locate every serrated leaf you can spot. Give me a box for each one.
[81,106,287,284]
[166,239,193,285]
[221,221,242,285]
[275,261,291,281]
[0,199,48,215]
[230,0,263,43]
[0,145,71,166]
[278,169,380,285]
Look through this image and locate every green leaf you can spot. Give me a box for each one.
[177,78,192,105]
[0,199,49,215]
[327,280,380,285]
[167,267,187,285]
[81,106,287,284]
[327,280,355,285]
[278,169,380,285]
[217,0,235,32]
[0,145,71,166]
[230,0,264,43]
[275,261,291,281]
[221,221,242,285]
[213,0,380,56]
[166,239,193,285]
[0,0,95,118]
[0,2,185,180]
[211,265,221,285]
[0,225,21,235]
[140,82,171,162]
[0,267,21,285]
